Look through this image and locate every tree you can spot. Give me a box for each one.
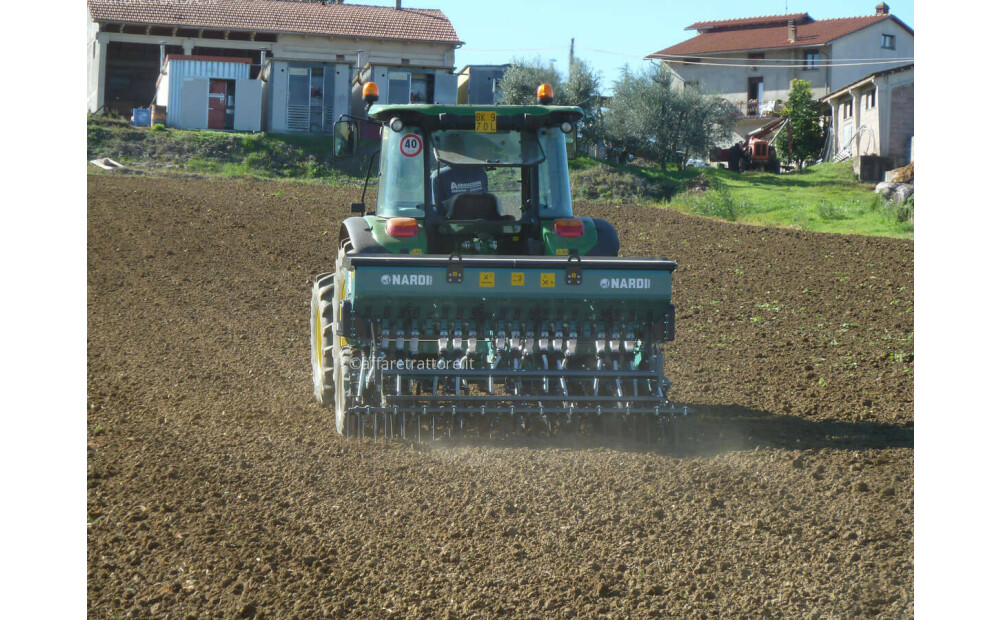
[495,58,603,150]
[775,78,827,168]
[603,64,734,170]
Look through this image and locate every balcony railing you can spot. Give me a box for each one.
[733,99,782,118]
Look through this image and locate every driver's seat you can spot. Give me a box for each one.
[443,192,503,220]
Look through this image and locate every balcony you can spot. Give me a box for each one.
[732,99,783,118]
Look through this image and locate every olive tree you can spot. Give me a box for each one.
[604,64,734,170]
[496,58,603,150]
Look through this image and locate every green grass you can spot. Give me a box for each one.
[570,155,912,239]
[87,113,364,185]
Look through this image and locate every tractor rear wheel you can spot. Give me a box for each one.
[310,272,336,403]
[335,346,355,435]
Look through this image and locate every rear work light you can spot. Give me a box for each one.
[553,218,584,238]
[386,217,419,238]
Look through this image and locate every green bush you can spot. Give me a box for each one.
[570,167,669,204]
[151,123,167,132]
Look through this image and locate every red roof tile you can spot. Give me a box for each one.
[686,13,809,31]
[650,14,912,57]
[87,0,461,45]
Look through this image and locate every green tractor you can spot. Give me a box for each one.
[311,83,688,441]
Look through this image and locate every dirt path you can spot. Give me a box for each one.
[88,176,913,618]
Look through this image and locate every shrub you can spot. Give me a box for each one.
[570,167,669,204]
[151,123,166,132]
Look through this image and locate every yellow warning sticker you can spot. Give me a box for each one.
[410,248,422,254]
[479,271,495,288]
[511,272,525,286]
[555,248,569,256]
[540,273,555,288]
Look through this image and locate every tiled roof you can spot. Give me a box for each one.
[87,0,461,44]
[686,13,810,31]
[650,14,912,57]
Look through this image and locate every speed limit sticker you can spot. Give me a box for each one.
[400,133,423,157]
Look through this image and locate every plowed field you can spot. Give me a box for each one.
[88,176,913,618]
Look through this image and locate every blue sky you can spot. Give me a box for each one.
[363,1,914,90]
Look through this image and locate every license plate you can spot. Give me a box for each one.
[475,111,497,133]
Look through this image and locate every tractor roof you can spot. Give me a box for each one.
[369,104,583,127]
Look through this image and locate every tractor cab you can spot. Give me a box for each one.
[334,84,594,256]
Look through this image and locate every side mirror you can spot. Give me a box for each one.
[565,129,578,160]
[333,120,358,158]
[350,202,365,213]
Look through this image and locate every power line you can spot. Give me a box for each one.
[459,43,913,70]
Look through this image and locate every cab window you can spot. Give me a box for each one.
[376,127,426,218]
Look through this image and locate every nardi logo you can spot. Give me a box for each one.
[381,274,433,286]
[600,277,651,290]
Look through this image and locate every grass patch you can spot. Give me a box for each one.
[87,113,364,185]
[570,155,911,238]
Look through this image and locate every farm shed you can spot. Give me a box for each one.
[156,55,262,131]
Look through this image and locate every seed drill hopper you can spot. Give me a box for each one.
[311,83,689,442]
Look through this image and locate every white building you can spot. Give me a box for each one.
[646,3,913,142]
[87,0,462,134]
[821,63,913,170]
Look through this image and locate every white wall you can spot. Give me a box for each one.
[829,20,913,91]
[86,16,105,112]
[664,47,832,104]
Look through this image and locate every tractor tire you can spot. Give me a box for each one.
[332,245,356,436]
[335,346,355,436]
[310,272,336,403]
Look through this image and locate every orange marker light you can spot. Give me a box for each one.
[554,218,584,238]
[386,217,419,238]
[536,83,554,105]
[362,81,379,105]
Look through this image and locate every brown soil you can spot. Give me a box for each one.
[88,176,913,618]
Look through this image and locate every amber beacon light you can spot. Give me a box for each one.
[362,81,379,105]
[536,83,554,105]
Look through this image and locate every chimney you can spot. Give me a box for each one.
[788,20,797,43]
[396,0,402,9]
[875,2,890,15]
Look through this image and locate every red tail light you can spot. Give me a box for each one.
[553,218,584,238]
[386,217,419,238]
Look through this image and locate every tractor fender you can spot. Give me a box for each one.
[586,218,620,257]
[338,217,389,254]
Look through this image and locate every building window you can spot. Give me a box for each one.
[843,100,853,119]
[864,89,876,109]
[882,34,896,49]
[804,50,819,70]
[748,53,764,61]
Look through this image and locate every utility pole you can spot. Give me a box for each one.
[569,38,575,69]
